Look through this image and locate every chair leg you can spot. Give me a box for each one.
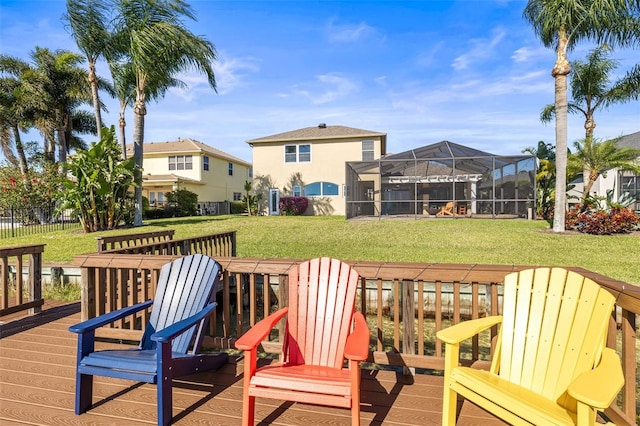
[75,372,93,414]
[441,386,457,426]
[158,375,173,426]
[242,393,255,426]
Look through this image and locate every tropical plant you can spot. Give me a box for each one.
[110,0,218,227]
[58,126,137,232]
[568,137,640,204]
[252,174,277,215]
[523,0,640,233]
[523,141,557,220]
[242,180,262,216]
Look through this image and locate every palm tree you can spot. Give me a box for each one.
[541,45,640,141]
[112,0,218,226]
[569,137,640,205]
[540,45,640,203]
[523,0,640,232]
[63,0,114,133]
[0,55,32,176]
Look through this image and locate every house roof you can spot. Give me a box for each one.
[126,138,251,166]
[616,131,640,149]
[142,174,204,185]
[246,124,387,147]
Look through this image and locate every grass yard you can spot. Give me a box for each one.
[2,215,639,285]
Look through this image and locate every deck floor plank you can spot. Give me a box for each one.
[0,307,507,425]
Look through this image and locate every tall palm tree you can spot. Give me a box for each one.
[0,55,32,176]
[112,0,218,226]
[541,45,640,202]
[541,45,640,141]
[569,137,640,204]
[523,0,640,232]
[109,61,186,159]
[64,0,114,133]
[22,48,96,163]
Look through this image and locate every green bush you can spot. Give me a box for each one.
[165,189,198,217]
[230,201,245,214]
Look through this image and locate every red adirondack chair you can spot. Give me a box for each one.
[235,257,370,426]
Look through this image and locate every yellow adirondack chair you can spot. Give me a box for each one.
[436,267,624,426]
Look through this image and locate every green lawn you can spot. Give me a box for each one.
[3,215,640,285]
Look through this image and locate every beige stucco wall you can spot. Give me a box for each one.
[142,152,251,203]
[251,136,384,216]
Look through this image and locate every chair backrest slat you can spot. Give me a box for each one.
[286,258,360,369]
[495,267,615,407]
[140,254,220,354]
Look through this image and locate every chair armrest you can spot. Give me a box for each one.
[345,311,369,361]
[151,302,217,343]
[235,307,288,350]
[68,300,153,334]
[567,348,624,409]
[436,316,503,344]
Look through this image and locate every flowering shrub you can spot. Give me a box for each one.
[566,206,639,235]
[279,196,309,215]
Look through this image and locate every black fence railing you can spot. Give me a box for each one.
[0,204,81,239]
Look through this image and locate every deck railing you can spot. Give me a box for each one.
[99,230,236,257]
[0,244,44,316]
[96,229,175,253]
[72,254,639,425]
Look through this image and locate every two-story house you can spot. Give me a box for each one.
[126,138,252,213]
[247,124,387,216]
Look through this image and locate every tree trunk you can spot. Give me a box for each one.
[88,59,103,133]
[12,126,29,177]
[132,97,146,227]
[119,101,127,159]
[580,118,596,203]
[551,30,570,233]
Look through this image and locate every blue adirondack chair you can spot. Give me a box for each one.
[69,254,229,426]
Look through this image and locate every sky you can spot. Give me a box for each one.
[1,0,639,164]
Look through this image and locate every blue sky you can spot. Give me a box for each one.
[1,0,639,163]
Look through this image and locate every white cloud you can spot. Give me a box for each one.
[212,55,260,95]
[326,19,375,43]
[452,28,507,70]
[292,73,358,104]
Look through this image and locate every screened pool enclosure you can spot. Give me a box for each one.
[345,141,536,219]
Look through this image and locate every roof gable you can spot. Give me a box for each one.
[126,138,251,166]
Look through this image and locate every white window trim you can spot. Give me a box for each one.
[284,143,311,163]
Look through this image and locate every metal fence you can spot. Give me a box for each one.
[0,204,81,239]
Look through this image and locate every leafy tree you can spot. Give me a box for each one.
[523,0,640,232]
[59,126,137,232]
[165,188,198,217]
[111,0,218,227]
[568,137,640,205]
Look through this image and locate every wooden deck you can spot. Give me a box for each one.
[0,303,507,426]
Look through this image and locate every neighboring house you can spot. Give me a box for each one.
[247,124,387,216]
[126,138,252,213]
[567,130,640,211]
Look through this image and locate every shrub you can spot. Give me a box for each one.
[279,196,309,215]
[230,201,245,214]
[566,206,639,235]
[165,189,198,217]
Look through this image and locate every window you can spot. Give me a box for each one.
[228,162,233,176]
[362,139,374,161]
[168,155,192,170]
[305,181,339,196]
[284,144,311,163]
[249,168,253,178]
[293,185,301,197]
[233,192,242,201]
[203,156,209,171]
[157,192,164,203]
[149,192,156,203]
